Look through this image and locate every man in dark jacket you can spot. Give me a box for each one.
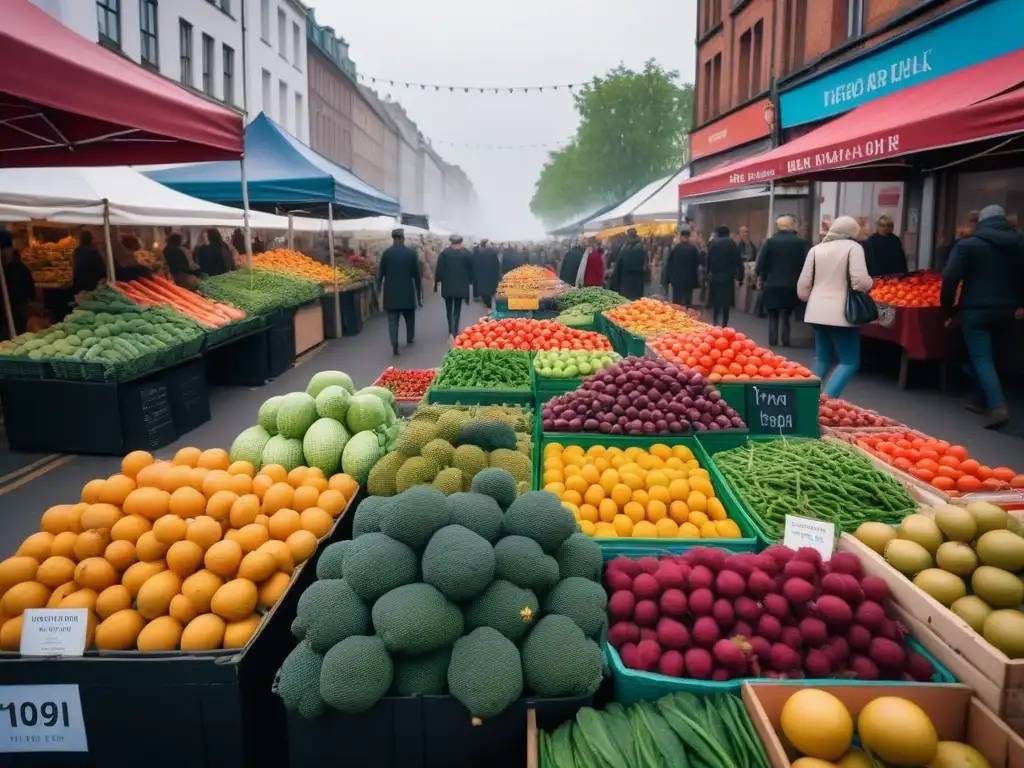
[864,215,908,276]
[662,227,702,307]
[941,205,1024,429]
[377,228,423,356]
[500,244,521,276]
[1,231,35,336]
[706,226,744,327]
[559,240,585,285]
[756,215,811,346]
[612,229,647,300]
[435,234,474,339]
[71,230,107,295]
[474,239,500,309]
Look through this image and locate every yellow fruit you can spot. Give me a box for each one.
[136,570,182,620]
[286,530,317,563]
[792,760,838,768]
[135,530,169,562]
[49,531,78,560]
[715,520,742,538]
[645,471,669,490]
[598,499,618,523]
[136,615,183,651]
[74,557,117,591]
[611,515,634,537]
[562,502,580,520]
[542,470,562,485]
[181,569,224,613]
[620,473,643,492]
[169,593,199,624]
[169,486,207,519]
[74,529,111,560]
[95,585,132,619]
[544,482,566,497]
[687,491,708,514]
[707,497,727,521]
[327,474,358,500]
[202,470,234,498]
[174,447,202,467]
[857,696,937,766]
[578,504,599,523]
[152,515,188,545]
[253,515,270,531]
[669,501,690,524]
[781,689,853,761]
[646,500,668,523]
[268,509,301,541]
[95,609,146,650]
[257,571,291,608]
[0,616,23,651]
[257,541,295,573]
[672,445,695,460]
[40,504,74,535]
[690,477,714,498]
[678,522,701,539]
[622,502,645,524]
[166,540,205,578]
[632,521,658,538]
[197,448,230,472]
[224,614,262,648]
[317,490,347,518]
[180,613,226,651]
[237,551,278,583]
[593,523,618,538]
[58,588,97,611]
[261,483,294,515]
[583,486,605,507]
[80,478,106,504]
[121,560,167,597]
[689,511,709,528]
[251,474,274,500]
[185,516,223,550]
[121,450,154,479]
[123,487,171,520]
[700,521,718,538]
[610,484,632,507]
[1,582,51,616]
[0,556,39,590]
[300,508,334,539]
[579,520,597,536]
[110,514,152,543]
[204,540,243,578]
[80,503,122,532]
[211,579,258,622]
[16,532,54,562]
[47,582,78,607]
[656,518,680,538]
[647,486,671,506]
[103,540,137,571]
[561,490,583,507]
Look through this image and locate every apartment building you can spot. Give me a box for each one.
[249,0,309,142]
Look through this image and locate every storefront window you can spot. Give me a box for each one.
[955,169,1024,235]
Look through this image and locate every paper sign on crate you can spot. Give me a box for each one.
[20,609,88,657]
[0,684,88,752]
[783,514,836,560]
[507,297,540,310]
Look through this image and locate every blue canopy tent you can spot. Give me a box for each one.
[146,113,400,335]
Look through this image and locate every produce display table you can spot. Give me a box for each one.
[594,314,647,357]
[860,305,951,388]
[426,387,533,407]
[205,313,295,386]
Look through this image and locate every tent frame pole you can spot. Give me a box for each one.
[102,200,115,282]
[287,213,294,250]
[766,180,776,242]
[328,203,341,337]
[240,157,253,270]
[0,244,16,340]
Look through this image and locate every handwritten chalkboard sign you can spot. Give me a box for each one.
[747,384,798,434]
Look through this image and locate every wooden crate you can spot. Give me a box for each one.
[839,533,1024,733]
[742,682,1024,768]
[294,300,325,355]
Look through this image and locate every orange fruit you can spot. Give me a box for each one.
[135,462,170,489]
[687,491,708,514]
[254,514,270,530]
[579,465,600,485]
[228,474,252,497]
[204,540,243,578]
[36,555,76,588]
[668,479,691,501]
[66,504,87,533]
[162,465,194,493]
[317,490,346,518]
[152,515,187,545]
[612,515,634,537]
[623,502,646,524]
[80,478,107,504]
[561,490,583,507]
[17,532,54,562]
[188,467,211,492]
[565,475,588,495]
[197,448,230,472]
[300,508,333,538]
[103,540,137,571]
[237,551,278,583]
[40,505,74,536]
[690,476,714,497]
[610,484,632,508]
[166,540,205,578]
[51,532,78,560]
[543,482,566,497]
[235,524,270,553]
[261,483,294,515]
[678,521,701,538]
[174,447,202,467]
[252,474,274,501]
[632,521,658,538]
[700,521,719,538]
[257,540,295,572]
[327,474,358,499]
[73,529,110,560]
[579,520,597,536]
[286,467,309,488]
[688,511,709,527]
[707,497,727,521]
[583,486,605,507]
[650,443,671,460]
[268,509,301,541]
[655,518,680,538]
[170,486,207,519]
[578,504,599,523]
[620,473,642,492]
[646,500,667,523]
[121,450,154,480]
[185,516,223,550]
[135,530,170,562]
[81,503,123,531]
[542,470,563,485]
[74,557,117,591]
[202,470,235,498]
[669,500,690,524]
[228,461,255,477]
[302,475,328,493]
[98,475,136,506]
[645,471,669,490]
[291,485,321,512]
[260,464,288,484]
[598,498,618,523]
[123,487,171,521]
[599,470,619,494]
[207,490,240,522]
[714,520,741,538]
[631,489,649,508]
[110,514,151,544]
[286,530,317,563]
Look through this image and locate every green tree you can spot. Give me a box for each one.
[531,60,692,227]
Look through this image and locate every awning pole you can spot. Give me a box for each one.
[240,157,254,276]
[765,180,776,242]
[0,249,16,340]
[102,201,115,282]
[328,204,341,337]
[288,213,295,250]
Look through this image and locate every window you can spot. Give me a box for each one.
[278,9,287,58]
[179,20,193,86]
[279,80,289,128]
[292,21,301,67]
[139,0,158,70]
[96,0,120,46]
[222,45,235,105]
[751,21,764,95]
[295,93,304,138]
[711,54,723,118]
[262,69,272,116]
[702,59,712,122]
[848,0,865,37]
[737,29,752,102]
[220,0,231,13]
[782,0,808,75]
[201,34,214,95]
[260,0,270,42]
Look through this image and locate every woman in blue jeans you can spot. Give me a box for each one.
[796,216,874,397]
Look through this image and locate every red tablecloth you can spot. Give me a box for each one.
[860,305,951,361]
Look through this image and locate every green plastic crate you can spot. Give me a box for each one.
[530,364,583,409]
[715,382,748,424]
[606,637,955,705]
[742,378,822,437]
[596,314,646,357]
[426,387,533,406]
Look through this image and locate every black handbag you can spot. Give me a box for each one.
[843,247,878,325]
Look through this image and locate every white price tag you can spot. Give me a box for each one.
[783,515,836,561]
[20,609,88,657]
[0,685,88,752]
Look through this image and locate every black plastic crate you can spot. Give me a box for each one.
[120,380,178,453]
[205,328,271,386]
[266,319,295,380]
[161,356,211,435]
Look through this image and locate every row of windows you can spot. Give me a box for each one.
[261,69,305,135]
[177,20,234,104]
[259,0,303,70]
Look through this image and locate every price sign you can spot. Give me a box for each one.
[747,384,798,434]
[783,515,836,560]
[20,609,88,657]
[507,297,539,310]
[0,685,88,752]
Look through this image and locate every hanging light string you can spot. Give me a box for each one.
[427,137,571,151]
[356,72,587,93]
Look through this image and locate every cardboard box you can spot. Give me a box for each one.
[839,533,1024,733]
[742,682,1024,768]
[293,300,325,355]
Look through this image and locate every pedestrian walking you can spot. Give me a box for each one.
[559,240,585,285]
[662,227,702,307]
[474,239,500,309]
[377,228,423,356]
[863,215,908,277]
[612,228,647,300]
[1,231,34,336]
[756,215,810,346]
[575,237,605,287]
[71,230,107,295]
[941,204,1024,429]
[195,229,235,277]
[435,234,474,339]
[797,215,874,398]
[737,225,759,262]
[706,226,744,327]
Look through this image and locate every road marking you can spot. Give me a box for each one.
[0,454,62,487]
[0,456,76,496]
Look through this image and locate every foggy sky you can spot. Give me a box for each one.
[312,0,697,240]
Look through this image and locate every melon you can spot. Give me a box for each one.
[257,396,284,435]
[261,435,305,473]
[307,370,354,397]
[302,418,349,476]
[276,393,318,439]
[230,426,272,468]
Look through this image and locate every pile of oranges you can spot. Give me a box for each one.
[602,298,707,337]
[869,272,944,308]
[649,326,814,382]
[541,442,742,539]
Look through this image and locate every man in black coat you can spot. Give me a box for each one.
[377,229,423,356]
[662,227,703,308]
[864,215,908,276]
[474,239,500,309]
[706,226,744,327]
[559,240,585,285]
[612,229,647,300]
[435,234,475,339]
[756,215,811,346]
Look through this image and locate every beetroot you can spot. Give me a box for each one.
[692,616,721,648]
[608,591,636,621]
[619,642,639,668]
[794,547,823,567]
[781,626,803,650]
[711,668,731,681]
[798,617,828,647]
[854,600,885,630]
[770,642,801,672]
[783,559,817,581]
[724,553,756,577]
[640,627,658,643]
[764,545,795,564]
[752,553,780,576]
[782,578,814,604]
[684,648,714,679]
[869,637,906,670]
[861,575,889,603]
[805,648,832,677]
[756,614,783,641]
[687,565,714,591]
[712,599,735,629]
[817,595,854,628]
[688,588,715,616]
[749,636,772,662]
[838,574,864,604]
[828,551,861,577]
[821,573,847,598]
[637,556,661,575]
[716,570,745,599]
[906,651,935,682]
[879,618,904,641]
[609,556,643,577]
[634,599,660,627]
[747,570,777,599]
[713,639,748,674]
[656,618,691,650]
[847,624,872,651]
[850,654,880,680]
[659,588,688,619]
[696,547,727,572]
[634,639,662,671]
[732,621,753,639]
[608,621,641,647]
[659,649,686,677]
[605,569,632,593]
[654,562,685,591]
[822,637,850,667]
[633,573,660,600]
[734,596,761,624]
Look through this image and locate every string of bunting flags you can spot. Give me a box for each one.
[356,72,588,93]
[428,138,570,151]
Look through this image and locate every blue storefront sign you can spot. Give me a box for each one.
[779,0,1024,128]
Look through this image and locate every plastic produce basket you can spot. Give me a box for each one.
[426,387,533,406]
[606,637,955,706]
[530,364,583,408]
[595,314,646,357]
[372,367,438,403]
[0,357,55,380]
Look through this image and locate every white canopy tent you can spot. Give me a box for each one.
[631,166,691,222]
[331,216,400,239]
[590,175,676,228]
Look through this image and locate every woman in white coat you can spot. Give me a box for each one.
[797,216,874,397]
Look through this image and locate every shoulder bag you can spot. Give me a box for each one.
[844,246,878,324]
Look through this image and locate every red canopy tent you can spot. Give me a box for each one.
[0,0,244,168]
[678,49,1024,200]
